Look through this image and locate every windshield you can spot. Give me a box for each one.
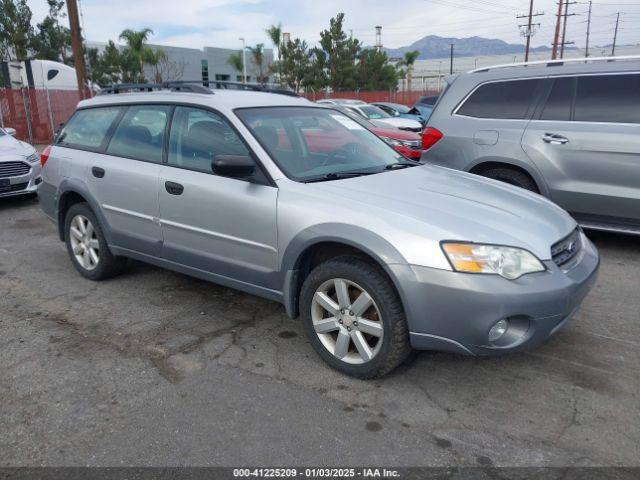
[388,104,411,114]
[357,105,391,119]
[236,107,407,182]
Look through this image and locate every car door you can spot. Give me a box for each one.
[522,73,640,223]
[85,104,169,256]
[158,105,279,290]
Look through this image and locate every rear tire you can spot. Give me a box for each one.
[479,167,538,193]
[64,203,126,281]
[299,255,411,379]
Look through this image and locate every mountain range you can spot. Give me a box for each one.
[384,35,559,60]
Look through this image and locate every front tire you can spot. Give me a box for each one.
[299,256,411,379]
[64,203,126,280]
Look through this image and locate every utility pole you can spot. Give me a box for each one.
[449,43,454,74]
[551,0,564,59]
[612,12,620,56]
[560,1,577,59]
[66,0,88,98]
[239,37,247,83]
[517,0,544,62]
[585,0,593,57]
[375,26,383,51]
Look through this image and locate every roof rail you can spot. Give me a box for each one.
[203,80,299,97]
[99,81,213,95]
[97,80,299,97]
[468,55,640,74]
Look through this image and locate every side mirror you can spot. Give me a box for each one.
[5,127,16,137]
[212,155,255,178]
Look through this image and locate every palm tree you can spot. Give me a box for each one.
[247,43,265,84]
[265,23,282,82]
[401,50,420,92]
[119,28,155,78]
[227,50,244,79]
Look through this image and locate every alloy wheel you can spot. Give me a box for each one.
[311,278,384,364]
[69,214,100,271]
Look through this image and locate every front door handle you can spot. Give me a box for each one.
[542,133,569,145]
[165,181,184,195]
[91,166,105,178]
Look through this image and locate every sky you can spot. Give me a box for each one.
[26,0,640,52]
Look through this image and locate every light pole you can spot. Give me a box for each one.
[239,37,247,83]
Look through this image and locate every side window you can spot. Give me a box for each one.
[106,105,170,163]
[56,107,122,151]
[457,79,539,119]
[574,74,640,124]
[541,77,574,121]
[168,106,250,173]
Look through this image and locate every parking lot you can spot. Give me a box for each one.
[1,194,638,467]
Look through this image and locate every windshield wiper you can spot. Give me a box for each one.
[384,160,420,170]
[303,171,380,183]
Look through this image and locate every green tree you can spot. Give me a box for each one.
[247,43,266,84]
[398,50,419,91]
[227,50,244,78]
[356,49,399,91]
[87,40,123,86]
[277,37,309,91]
[0,0,34,61]
[317,13,360,91]
[32,0,71,63]
[118,27,155,79]
[265,23,281,82]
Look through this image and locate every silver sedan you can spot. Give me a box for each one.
[0,127,41,198]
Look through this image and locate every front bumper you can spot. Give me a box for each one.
[391,232,600,356]
[0,162,42,198]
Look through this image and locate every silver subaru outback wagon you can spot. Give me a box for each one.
[38,84,599,378]
[422,56,640,236]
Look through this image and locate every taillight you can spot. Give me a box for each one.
[421,127,443,150]
[40,145,52,167]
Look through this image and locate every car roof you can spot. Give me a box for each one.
[77,89,315,112]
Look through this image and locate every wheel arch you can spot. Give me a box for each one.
[467,157,549,196]
[56,180,110,243]
[280,224,408,319]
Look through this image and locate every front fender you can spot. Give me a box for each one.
[279,223,409,319]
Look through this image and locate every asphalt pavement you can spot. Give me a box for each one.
[1,195,638,467]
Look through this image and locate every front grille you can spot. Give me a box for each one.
[0,182,29,194]
[0,161,31,178]
[551,228,582,267]
[399,126,423,133]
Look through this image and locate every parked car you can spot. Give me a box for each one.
[331,106,423,160]
[39,84,599,378]
[370,102,428,125]
[345,104,423,132]
[411,103,434,122]
[422,56,640,235]
[0,127,41,198]
[316,99,366,106]
[416,95,439,106]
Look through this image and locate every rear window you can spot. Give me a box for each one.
[106,105,170,163]
[457,79,539,119]
[574,74,640,124]
[57,107,122,150]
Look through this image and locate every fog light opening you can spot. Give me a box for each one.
[488,319,509,342]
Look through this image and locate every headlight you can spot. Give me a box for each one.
[380,136,403,147]
[441,243,545,280]
[26,152,39,163]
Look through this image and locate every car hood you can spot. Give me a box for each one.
[0,134,36,160]
[303,164,576,261]
[372,117,422,129]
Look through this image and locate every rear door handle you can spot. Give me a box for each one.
[91,166,105,178]
[542,133,569,145]
[165,181,184,195]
